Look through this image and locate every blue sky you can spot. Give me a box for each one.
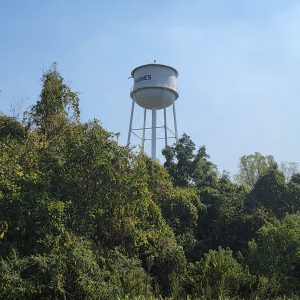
[1,0,300,175]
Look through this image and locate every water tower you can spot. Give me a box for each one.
[127,62,179,159]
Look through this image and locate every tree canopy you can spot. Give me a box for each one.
[1,66,300,299]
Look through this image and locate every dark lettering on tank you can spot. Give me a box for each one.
[135,74,152,83]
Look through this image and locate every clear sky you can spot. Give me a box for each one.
[1,0,300,175]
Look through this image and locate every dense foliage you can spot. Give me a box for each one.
[1,66,300,299]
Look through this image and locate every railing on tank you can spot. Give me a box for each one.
[130,81,179,95]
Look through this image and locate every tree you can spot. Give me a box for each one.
[196,176,248,253]
[0,116,25,140]
[162,134,219,190]
[285,177,300,215]
[28,63,80,138]
[194,146,219,190]
[235,152,277,190]
[246,169,288,218]
[162,133,196,187]
[188,247,254,299]
[247,213,300,298]
[280,161,299,182]
[0,236,122,299]
[3,64,300,299]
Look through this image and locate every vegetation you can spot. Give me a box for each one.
[1,65,300,299]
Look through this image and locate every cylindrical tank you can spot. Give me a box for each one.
[130,63,179,109]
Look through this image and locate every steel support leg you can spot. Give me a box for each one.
[163,89,168,147]
[127,100,135,145]
[151,109,157,159]
[173,102,178,143]
[141,108,147,153]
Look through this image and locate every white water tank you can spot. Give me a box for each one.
[130,63,179,109]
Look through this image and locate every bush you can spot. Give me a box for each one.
[188,247,254,299]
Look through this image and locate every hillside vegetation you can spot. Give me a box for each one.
[1,66,300,299]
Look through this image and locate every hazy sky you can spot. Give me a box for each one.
[1,0,300,175]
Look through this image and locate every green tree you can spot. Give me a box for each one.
[280,161,299,182]
[28,63,80,138]
[286,175,300,213]
[162,133,196,187]
[0,115,25,140]
[141,154,204,262]
[246,169,288,218]
[196,174,248,253]
[4,64,300,299]
[188,247,254,299]
[235,152,277,190]
[162,134,219,191]
[247,213,300,297]
[0,236,122,299]
[0,65,186,297]
[194,146,219,190]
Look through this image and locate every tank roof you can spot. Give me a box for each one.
[131,63,178,77]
